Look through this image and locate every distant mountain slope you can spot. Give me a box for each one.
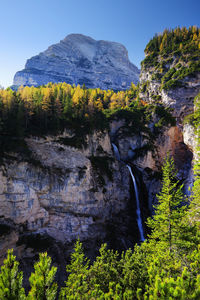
[13,34,140,90]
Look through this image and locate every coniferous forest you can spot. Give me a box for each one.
[0,26,200,299]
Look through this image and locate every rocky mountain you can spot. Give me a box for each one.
[13,34,140,90]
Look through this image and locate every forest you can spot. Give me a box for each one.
[0,82,138,136]
[141,26,200,90]
[0,82,175,156]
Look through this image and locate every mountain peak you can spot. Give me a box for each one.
[13,34,140,90]
[62,33,95,42]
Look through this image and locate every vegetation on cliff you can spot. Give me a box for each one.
[141,26,200,90]
[0,82,138,137]
[0,83,174,153]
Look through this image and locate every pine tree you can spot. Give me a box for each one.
[88,244,121,294]
[120,244,148,298]
[59,240,90,299]
[144,266,200,299]
[147,155,186,253]
[28,252,57,300]
[0,249,25,300]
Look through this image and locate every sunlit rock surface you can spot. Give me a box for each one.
[13,34,140,90]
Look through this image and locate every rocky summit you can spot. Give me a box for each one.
[13,34,140,90]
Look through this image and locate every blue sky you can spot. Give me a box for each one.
[0,0,200,88]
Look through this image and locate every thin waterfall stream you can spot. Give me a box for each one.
[112,143,121,161]
[112,143,145,242]
[127,165,145,242]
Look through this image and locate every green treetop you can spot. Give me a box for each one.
[147,155,186,253]
[0,249,25,300]
[28,252,57,300]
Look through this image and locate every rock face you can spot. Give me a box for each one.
[13,34,140,90]
[138,55,200,203]
[0,132,131,245]
[140,71,200,126]
[110,120,193,213]
[0,129,147,286]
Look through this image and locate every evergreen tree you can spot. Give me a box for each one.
[147,155,186,252]
[120,244,148,298]
[59,240,90,299]
[144,255,200,299]
[0,249,25,300]
[88,243,121,294]
[28,252,57,300]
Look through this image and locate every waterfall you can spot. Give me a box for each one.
[112,143,145,242]
[127,165,145,242]
[112,143,121,161]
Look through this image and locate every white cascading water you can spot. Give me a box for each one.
[112,143,145,242]
[112,143,121,161]
[127,165,145,242]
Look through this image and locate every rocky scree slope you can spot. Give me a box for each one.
[13,34,140,90]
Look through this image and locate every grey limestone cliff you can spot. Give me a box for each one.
[138,54,200,203]
[139,65,200,125]
[13,34,140,90]
[0,116,194,287]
